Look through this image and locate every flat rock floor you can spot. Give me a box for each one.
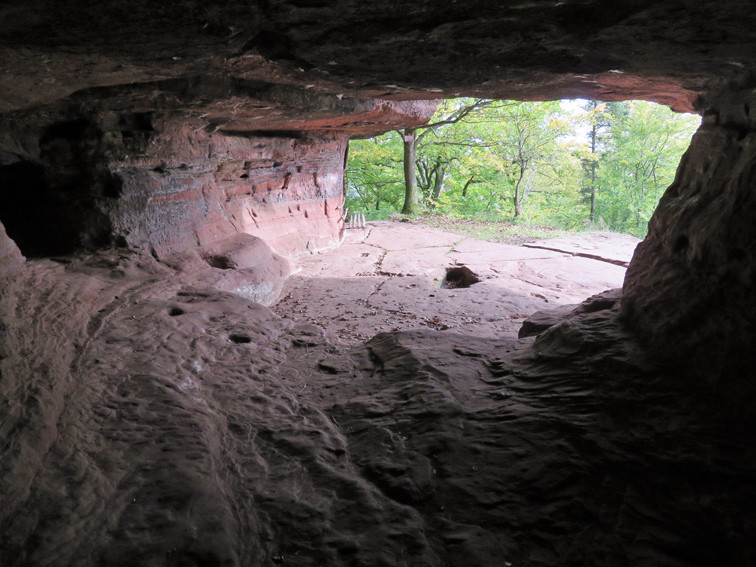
[274,221,639,343]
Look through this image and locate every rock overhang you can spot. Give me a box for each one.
[2,0,756,115]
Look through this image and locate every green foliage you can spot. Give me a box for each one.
[345,98,700,235]
[590,101,700,236]
[346,132,404,217]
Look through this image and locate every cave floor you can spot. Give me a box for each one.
[273,221,636,343]
[2,230,755,566]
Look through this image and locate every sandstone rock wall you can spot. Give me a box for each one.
[622,88,756,400]
[1,0,755,398]
[110,124,349,256]
[0,220,24,275]
[3,1,756,565]
[0,119,347,258]
[0,82,435,261]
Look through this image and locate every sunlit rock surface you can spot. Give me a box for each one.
[275,222,632,343]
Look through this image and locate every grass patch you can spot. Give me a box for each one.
[402,214,576,245]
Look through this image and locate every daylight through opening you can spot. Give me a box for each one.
[345,98,701,239]
[283,98,705,343]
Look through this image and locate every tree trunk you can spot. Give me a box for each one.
[401,128,420,214]
[589,122,598,222]
[513,168,525,218]
[430,166,447,204]
[462,176,475,197]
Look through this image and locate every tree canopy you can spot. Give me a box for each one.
[345,99,701,237]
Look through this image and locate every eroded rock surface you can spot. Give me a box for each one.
[2,0,756,565]
[2,1,756,113]
[622,91,756,405]
[0,85,435,257]
[275,222,632,343]
[2,253,754,566]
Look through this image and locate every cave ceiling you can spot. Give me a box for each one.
[1,0,755,123]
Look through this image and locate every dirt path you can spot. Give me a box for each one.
[273,221,638,344]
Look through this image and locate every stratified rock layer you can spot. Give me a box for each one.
[0,89,435,257]
[111,127,349,256]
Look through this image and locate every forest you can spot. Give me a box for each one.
[345,99,701,237]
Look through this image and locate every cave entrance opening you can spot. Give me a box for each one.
[0,158,114,258]
[345,98,701,238]
[0,119,116,258]
[286,98,702,342]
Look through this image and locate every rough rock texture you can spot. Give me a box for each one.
[0,220,24,275]
[622,90,756,405]
[1,0,755,262]
[276,222,631,343]
[2,1,755,113]
[0,84,434,257]
[3,0,756,565]
[159,233,293,307]
[2,257,754,567]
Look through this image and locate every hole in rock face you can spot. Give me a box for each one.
[168,307,185,316]
[206,255,233,269]
[0,161,95,256]
[673,234,689,254]
[441,266,480,289]
[731,247,747,262]
[102,172,123,198]
[229,334,252,344]
[0,117,115,256]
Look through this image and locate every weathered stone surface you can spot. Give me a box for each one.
[108,127,350,256]
[0,85,435,259]
[519,288,622,338]
[0,221,24,275]
[2,254,753,566]
[523,232,641,267]
[156,233,293,306]
[0,0,754,261]
[622,90,756,404]
[2,0,756,565]
[2,1,756,113]
[276,222,629,343]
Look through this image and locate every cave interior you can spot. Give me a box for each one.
[1,1,756,566]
